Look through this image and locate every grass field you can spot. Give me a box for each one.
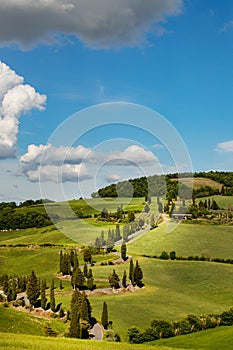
[196,196,233,210]
[1,195,233,347]
[0,326,233,350]
[127,222,233,259]
[151,326,233,349]
[0,305,66,336]
[55,258,233,340]
[172,177,222,190]
[0,332,182,350]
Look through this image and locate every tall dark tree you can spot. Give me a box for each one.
[108,269,120,289]
[83,247,92,264]
[59,250,63,273]
[62,253,71,275]
[50,279,56,312]
[87,268,94,290]
[26,270,40,307]
[70,250,75,267]
[121,242,127,261]
[2,274,9,295]
[101,301,108,329]
[106,238,115,253]
[80,293,91,339]
[100,230,105,246]
[72,268,85,290]
[115,224,121,240]
[73,251,79,271]
[41,279,47,310]
[134,260,143,287]
[83,263,88,278]
[122,270,127,288]
[129,259,134,285]
[95,236,101,250]
[69,290,81,338]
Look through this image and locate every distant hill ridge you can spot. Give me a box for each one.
[93,171,233,198]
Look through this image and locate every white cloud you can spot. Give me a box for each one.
[20,143,94,165]
[220,20,233,33]
[105,174,122,183]
[108,145,157,165]
[20,143,159,183]
[0,0,183,49]
[20,143,95,183]
[27,163,91,183]
[0,61,46,159]
[215,140,233,153]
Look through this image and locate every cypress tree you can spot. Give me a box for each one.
[129,258,134,285]
[26,270,40,307]
[122,270,127,288]
[72,268,85,290]
[2,274,9,295]
[80,293,90,322]
[11,278,17,301]
[59,251,63,273]
[50,279,56,312]
[101,301,108,329]
[83,247,92,263]
[70,250,75,267]
[121,242,127,261]
[69,290,81,338]
[108,269,120,289]
[80,293,92,339]
[74,251,79,270]
[87,268,94,290]
[134,260,143,287]
[83,263,88,278]
[41,279,47,310]
[100,230,105,246]
[115,224,121,240]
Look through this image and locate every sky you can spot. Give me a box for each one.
[0,0,233,202]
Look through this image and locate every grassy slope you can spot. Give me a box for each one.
[127,222,233,259]
[196,195,233,209]
[0,326,233,350]
[0,332,181,350]
[150,326,233,350]
[0,305,66,336]
[1,196,233,345]
[56,258,233,340]
[173,177,222,190]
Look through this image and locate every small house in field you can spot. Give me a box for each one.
[171,213,192,220]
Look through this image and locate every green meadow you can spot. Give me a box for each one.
[0,196,233,347]
[1,326,233,350]
[128,222,233,259]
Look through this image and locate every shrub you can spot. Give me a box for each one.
[159,251,169,260]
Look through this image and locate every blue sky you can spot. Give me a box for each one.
[0,0,233,202]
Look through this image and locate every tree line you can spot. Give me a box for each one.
[128,307,233,344]
[93,171,233,200]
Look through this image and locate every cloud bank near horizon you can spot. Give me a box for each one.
[20,143,158,183]
[0,0,183,49]
[0,61,46,159]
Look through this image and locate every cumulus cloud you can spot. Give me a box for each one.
[0,0,183,49]
[20,143,95,182]
[27,164,91,183]
[20,143,158,183]
[108,145,158,166]
[215,140,233,153]
[0,62,46,159]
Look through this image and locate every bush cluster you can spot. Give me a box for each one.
[128,307,233,344]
